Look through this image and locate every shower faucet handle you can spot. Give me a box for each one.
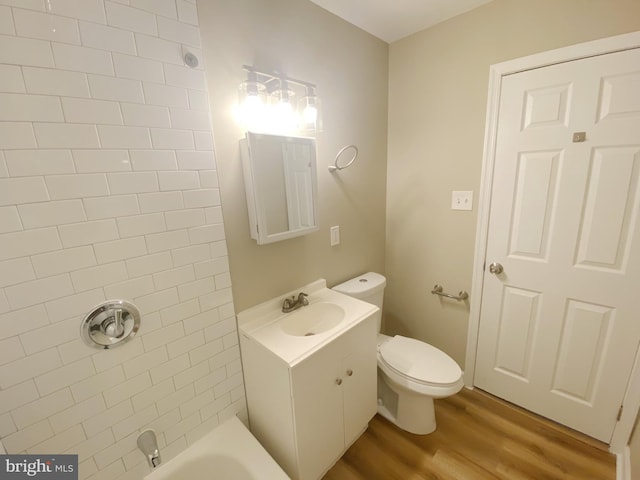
[103,308,125,338]
[81,300,141,349]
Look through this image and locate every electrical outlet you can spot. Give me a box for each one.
[451,191,473,211]
[330,225,340,246]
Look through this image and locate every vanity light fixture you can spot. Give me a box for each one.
[238,66,321,135]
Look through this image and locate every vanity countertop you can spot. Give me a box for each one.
[237,279,378,366]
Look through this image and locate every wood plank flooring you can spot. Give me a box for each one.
[323,388,616,480]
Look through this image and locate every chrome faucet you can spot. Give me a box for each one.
[137,429,161,468]
[282,292,309,313]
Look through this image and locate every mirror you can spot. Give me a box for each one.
[240,132,319,244]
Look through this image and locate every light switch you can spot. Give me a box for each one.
[451,191,473,211]
[330,225,340,246]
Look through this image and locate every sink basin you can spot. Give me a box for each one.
[238,279,379,365]
[280,302,345,336]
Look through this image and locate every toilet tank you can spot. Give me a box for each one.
[332,272,386,331]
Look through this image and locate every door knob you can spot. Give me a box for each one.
[489,262,504,274]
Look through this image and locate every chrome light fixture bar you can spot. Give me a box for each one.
[238,65,321,135]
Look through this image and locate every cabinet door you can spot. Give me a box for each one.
[341,317,378,445]
[291,339,344,480]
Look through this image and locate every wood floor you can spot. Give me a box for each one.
[323,388,616,480]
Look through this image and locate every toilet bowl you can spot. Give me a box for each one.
[332,272,463,435]
[376,333,463,434]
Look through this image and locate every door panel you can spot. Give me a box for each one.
[598,71,640,121]
[291,339,343,480]
[551,299,613,403]
[522,83,571,129]
[576,147,640,269]
[509,150,560,258]
[341,317,377,446]
[494,286,541,381]
[475,47,640,442]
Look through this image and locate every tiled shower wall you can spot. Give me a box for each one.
[0,1,247,479]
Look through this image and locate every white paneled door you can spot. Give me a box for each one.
[475,47,640,442]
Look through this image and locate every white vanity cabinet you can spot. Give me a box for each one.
[240,314,377,480]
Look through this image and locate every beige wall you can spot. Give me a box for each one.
[197,0,388,312]
[385,0,640,367]
[199,0,640,454]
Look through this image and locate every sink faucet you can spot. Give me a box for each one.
[282,292,309,313]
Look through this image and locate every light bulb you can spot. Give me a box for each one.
[270,82,297,133]
[298,88,321,134]
[243,93,263,115]
[238,74,267,131]
[303,104,318,124]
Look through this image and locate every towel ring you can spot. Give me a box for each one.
[328,144,358,172]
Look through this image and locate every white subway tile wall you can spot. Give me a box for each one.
[0,2,247,480]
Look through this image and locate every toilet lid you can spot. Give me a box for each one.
[379,335,461,385]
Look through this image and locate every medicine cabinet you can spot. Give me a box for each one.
[240,132,319,245]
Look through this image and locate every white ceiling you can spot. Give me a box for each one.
[309,0,494,43]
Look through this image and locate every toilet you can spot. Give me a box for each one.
[332,272,463,435]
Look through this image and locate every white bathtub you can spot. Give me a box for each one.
[144,416,290,480]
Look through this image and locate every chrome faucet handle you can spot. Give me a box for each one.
[282,296,295,312]
[282,293,309,312]
[104,308,125,338]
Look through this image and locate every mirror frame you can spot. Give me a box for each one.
[240,132,319,245]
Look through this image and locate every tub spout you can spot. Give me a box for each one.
[137,429,161,468]
[149,450,161,468]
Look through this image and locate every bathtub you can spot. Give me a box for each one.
[144,416,290,480]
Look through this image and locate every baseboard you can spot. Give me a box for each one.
[617,446,631,480]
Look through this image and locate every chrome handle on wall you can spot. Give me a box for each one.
[431,285,469,301]
[81,300,141,349]
[489,262,504,274]
[104,308,124,338]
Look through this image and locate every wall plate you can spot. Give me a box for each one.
[451,191,473,211]
[330,225,340,246]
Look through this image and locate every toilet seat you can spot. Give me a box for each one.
[378,335,463,397]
